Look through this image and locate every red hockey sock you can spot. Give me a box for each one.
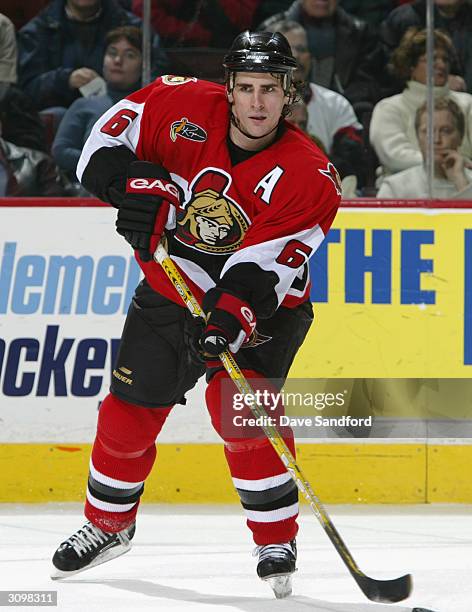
[85,393,172,532]
[206,370,298,545]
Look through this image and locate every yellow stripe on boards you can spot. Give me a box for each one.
[427,444,472,503]
[0,442,448,504]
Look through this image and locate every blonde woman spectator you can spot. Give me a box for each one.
[377,98,472,198]
[370,28,472,177]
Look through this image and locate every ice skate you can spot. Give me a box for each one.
[255,540,297,599]
[51,521,135,579]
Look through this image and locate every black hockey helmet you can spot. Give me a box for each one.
[224,31,298,137]
[223,31,297,95]
[223,31,297,74]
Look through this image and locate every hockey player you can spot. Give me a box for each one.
[51,31,341,597]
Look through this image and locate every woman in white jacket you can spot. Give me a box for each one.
[377,97,472,199]
[370,28,472,176]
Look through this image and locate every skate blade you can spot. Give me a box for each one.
[50,541,132,580]
[263,574,293,599]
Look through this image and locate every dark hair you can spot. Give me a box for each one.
[415,97,465,140]
[391,27,455,83]
[105,26,142,53]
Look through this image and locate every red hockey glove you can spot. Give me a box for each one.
[116,161,182,261]
[200,288,256,357]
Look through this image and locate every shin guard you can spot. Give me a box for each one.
[206,370,299,545]
[85,393,172,532]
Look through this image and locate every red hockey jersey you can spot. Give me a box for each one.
[78,75,341,316]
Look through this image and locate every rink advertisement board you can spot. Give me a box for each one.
[295,203,472,379]
[1,200,472,442]
[0,202,141,442]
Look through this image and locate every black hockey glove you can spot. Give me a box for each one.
[116,161,182,261]
[199,287,256,357]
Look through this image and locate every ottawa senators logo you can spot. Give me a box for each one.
[319,162,342,196]
[170,117,207,142]
[162,75,197,86]
[175,169,249,255]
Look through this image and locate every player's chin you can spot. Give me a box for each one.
[246,119,277,137]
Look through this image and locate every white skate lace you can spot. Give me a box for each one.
[65,523,109,558]
[253,542,294,562]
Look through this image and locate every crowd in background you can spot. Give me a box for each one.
[1,0,472,198]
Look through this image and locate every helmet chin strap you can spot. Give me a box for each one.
[230,112,280,141]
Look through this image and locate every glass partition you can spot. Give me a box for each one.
[373,0,472,202]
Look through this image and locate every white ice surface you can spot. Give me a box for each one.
[0,503,470,612]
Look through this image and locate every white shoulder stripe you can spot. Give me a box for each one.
[221,224,325,306]
[77,98,145,182]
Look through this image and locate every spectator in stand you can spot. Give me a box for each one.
[338,1,413,28]
[269,20,365,186]
[370,28,472,177]
[377,98,472,198]
[17,0,166,114]
[0,119,68,197]
[52,26,142,183]
[258,0,383,108]
[0,14,47,152]
[381,0,472,92]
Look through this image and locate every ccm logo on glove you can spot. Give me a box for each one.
[126,178,181,205]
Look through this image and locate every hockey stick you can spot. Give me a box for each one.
[153,243,412,603]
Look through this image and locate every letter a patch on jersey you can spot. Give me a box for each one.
[254,165,284,205]
[319,162,342,196]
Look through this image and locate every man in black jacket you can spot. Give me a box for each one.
[259,0,384,108]
[17,0,167,111]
